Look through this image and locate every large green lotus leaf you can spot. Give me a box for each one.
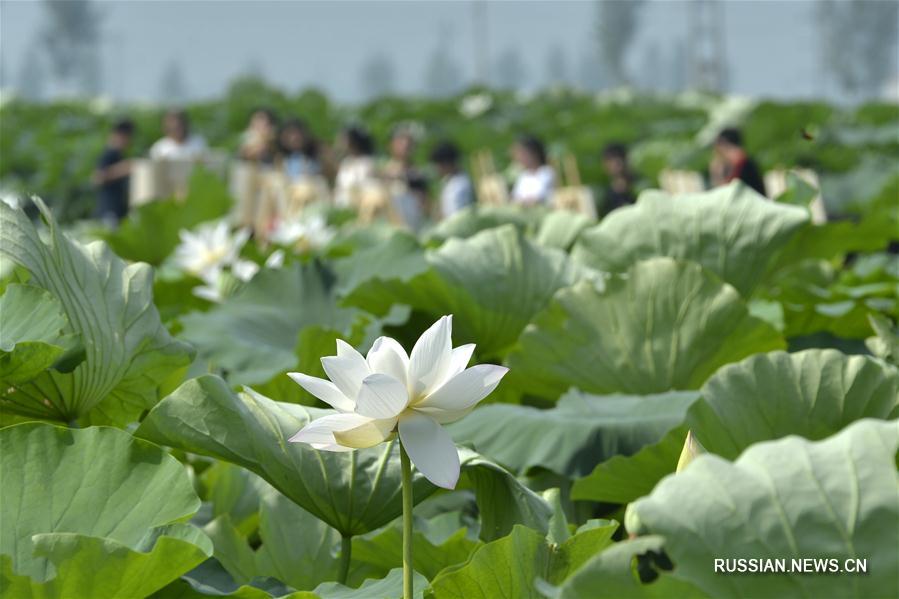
[100,167,233,265]
[771,217,897,271]
[201,462,269,536]
[570,425,689,505]
[215,305,405,406]
[136,376,548,540]
[150,583,287,599]
[450,390,699,477]
[571,182,809,297]
[153,268,215,325]
[254,490,342,590]
[337,225,589,358]
[573,349,899,505]
[0,198,193,424]
[867,313,899,366]
[250,320,404,406]
[555,536,707,599]
[202,516,260,586]
[507,258,784,400]
[534,210,592,251]
[0,423,208,594]
[0,284,76,384]
[689,349,899,459]
[154,559,315,599]
[313,568,428,599]
[1,526,212,599]
[455,449,551,541]
[423,205,544,244]
[168,567,418,599]
[426,522,618,599]
[135,376,425,536]
[352,517,481,582]
[763,255,898,339]
[323,222,405,261]
[179,262,376,387]
[631,419,899,599]
[202,510,351,593]
[332,231,429,316]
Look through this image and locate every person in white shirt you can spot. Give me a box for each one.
[511,135,555,205]
[334,126,377,207]
[430,141,473,219]
[149,110,207,161]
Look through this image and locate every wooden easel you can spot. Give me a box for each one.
[230,161,263,229]
[764,168,827,224]
[354,180,403,225]
[659,169,705,194]
[471,150,509,206]
[254,170,287,241]
[285,176,331,220]
[130,159,193,205]
[550,153,596,218]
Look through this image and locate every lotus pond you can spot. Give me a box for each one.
[1,93,898,599]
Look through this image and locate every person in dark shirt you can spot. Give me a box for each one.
[93,119,135,225]
[600,142,638,215]
[711,127,766,196]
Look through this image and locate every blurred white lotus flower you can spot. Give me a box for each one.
[288,315,508,489]
[191,257,262,303]
[265,249,285,269]
[0,191,22,210]
[458,93,493,119]
[231,258,260,282]
[269,215,334,249]
[192,270,226,303]
[173,221,250,280]
[88,95,114,115]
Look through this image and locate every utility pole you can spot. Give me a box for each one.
[107,31,125,101]
[687,0,728,92]
[472,0,489,84]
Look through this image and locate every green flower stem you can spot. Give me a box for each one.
[400,442,414,599]
[337,535,351,585]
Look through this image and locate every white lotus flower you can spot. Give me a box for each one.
[288,315,508,489]
[192,270,226,303]
[231,258,260,282]
[265,249,285,269]
[269,215,334,249]
[191,256,263,303]
[458,93,493,119]
[173,221,250,280]
[0,190,22,210]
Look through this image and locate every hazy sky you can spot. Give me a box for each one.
[0,0,856,103]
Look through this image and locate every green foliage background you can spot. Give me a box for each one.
[3,80,898,219]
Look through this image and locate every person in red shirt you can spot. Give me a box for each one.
[710,128,766,197]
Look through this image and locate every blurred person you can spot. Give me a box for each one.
[93,118,135,225]
[710,128,766,196]
[600,142,638,215]
[393,173,429,232]
[239,108,279,164]
[511,135,555,205]
[334,125,377,206]
[430,140,474,218]
[381,125,421,185]
[149,109,207,160]
[279,119,321,179]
